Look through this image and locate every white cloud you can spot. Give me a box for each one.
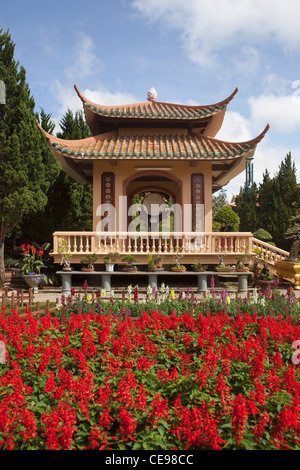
[216,110,254,142]
[47,31,138,132]
[132,0,300,67]
[215,107,300,196]
[84,88,137,106]
[64,32,104,81]
[249,94,300,133]
[51,81,138,132]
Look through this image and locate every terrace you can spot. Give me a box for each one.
[52,231,289,266]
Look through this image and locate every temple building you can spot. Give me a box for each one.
[39,85,270,265]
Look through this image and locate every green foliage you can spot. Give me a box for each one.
[103,252,120,264]
[234,153,300,251]
[17,110,93,245]
[121,255,137,266]
[257,156,300,250]
[80,253,98,266]
[56,108,91,140]
[212,188,228,216]
[0,29,58,284]
[213,205,240,232]
[234,182,258,232]
[253,228,273,242]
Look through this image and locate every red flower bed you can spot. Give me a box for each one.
[1,307,300,450]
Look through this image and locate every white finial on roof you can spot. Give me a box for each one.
[147,87,157,102]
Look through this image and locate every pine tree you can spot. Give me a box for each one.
[0,29,57,285]
[19,108,93,245]
[56,109,91,139]
[257,170,279,240]
[257,156,300,250]
[234,182,258,232]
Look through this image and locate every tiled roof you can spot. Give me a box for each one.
[44,125,270,161]
[74,85,238,121]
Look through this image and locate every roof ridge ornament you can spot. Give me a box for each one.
[147,87,158,102]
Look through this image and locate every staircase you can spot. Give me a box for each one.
[252,237,290,266]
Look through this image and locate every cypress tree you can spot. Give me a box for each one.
[0,29,57,286]
[234,182,259,232]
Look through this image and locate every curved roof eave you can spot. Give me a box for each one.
[74,84,239,116]
[198,124,270,148]
[38,122,269,164]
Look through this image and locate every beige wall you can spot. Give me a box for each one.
[93,160,212,232]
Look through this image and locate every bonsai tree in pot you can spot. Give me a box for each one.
[215,251,231,272]
[147,254,155,272]
[58,240,73,271]
[148,254,164,272]
[192,258,208,272]
[235,252,249,272]
[103,252,119,271]
[172,247,186,272]
[154,255,164,271]
[80,253,98,271]
[121,255,138,272]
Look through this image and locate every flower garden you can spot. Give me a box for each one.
[1,281,300,451]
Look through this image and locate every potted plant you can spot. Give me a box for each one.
[121,255,138,272]
[147,254,155,272]
[19,244,46,291]
[154,255,164,271]
[58,240,73,271]
[235,254,249,272]
[172,247,186,272]
[103,252,119,271]
[80,253,98,272]
[215,252,231,272]
[148,254,164,272]
[192,259,208,272]
[256,263,276,292]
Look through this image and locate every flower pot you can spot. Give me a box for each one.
[23,274,44,291]
[236,268,250,272]
[105,264,114,272]
[171,267,186,272]
[81,268,95,272]
[122,267,138,272]
[215,267,231,272]
[256,279,274,293]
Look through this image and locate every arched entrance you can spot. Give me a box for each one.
[123,171,183,251]
[124,171,182,230]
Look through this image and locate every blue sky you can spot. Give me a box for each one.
[1,0,300,197]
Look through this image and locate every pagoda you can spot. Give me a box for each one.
[39,85,269,265]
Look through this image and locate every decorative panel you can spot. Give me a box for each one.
[191,174,205,232]
[101,172,115,207]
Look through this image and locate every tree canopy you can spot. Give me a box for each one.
[19,108,93,245]
[0,29,59,285]
[234,153,300,251]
